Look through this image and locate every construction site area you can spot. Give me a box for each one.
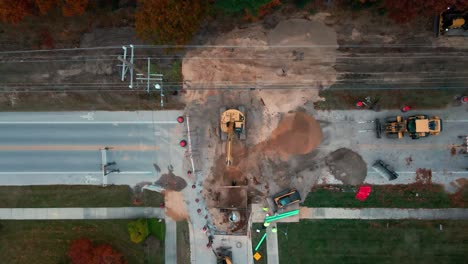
[0,2,467,264]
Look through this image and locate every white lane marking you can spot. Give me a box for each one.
[0,171,153,175]
[0,121,178,124]
[80,112,94,121]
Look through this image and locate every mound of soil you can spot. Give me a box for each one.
[155,172,187,191]
[265,112,322,159]
[165,191,188,221]
[325,148,367,185]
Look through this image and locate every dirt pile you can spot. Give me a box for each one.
[181,18,337,113]
[165,191,188,221]
[155,171,187,191]
[325,148,367,185]
[263,111,322,159]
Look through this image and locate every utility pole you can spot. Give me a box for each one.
[117,46,165,108]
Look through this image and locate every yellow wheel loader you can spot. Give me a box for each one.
[220,106,246,166]
[376,115,443,139]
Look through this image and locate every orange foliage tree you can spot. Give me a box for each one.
[35,0,57,15]
[0,0,89,24]
[68,238,127,264]
[135,0,207,45]
[62,0,88,17]
[383,0,468,23]
[0,0,33,24]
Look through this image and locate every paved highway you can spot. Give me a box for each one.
[0,111,185,185]
[314,106,468,188]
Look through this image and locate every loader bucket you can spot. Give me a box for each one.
[375,118,382,138]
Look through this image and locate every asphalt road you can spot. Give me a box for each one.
[0,111,185,185]
[314,106,468,188]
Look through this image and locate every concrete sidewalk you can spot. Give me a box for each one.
[165,217,177,264]
[0,207,164,220]
[299,207,468,220]
[266,223,279,264]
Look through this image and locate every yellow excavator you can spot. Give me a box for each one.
[220,106,246,166]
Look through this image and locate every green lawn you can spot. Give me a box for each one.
[302,184,466,208]
[251,223,268,264]
[176,221,191,264]
[0,220,164,264]
[0,185,164,208]
[278,220,468,264]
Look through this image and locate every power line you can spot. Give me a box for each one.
[1,43,468,54]
[3,54,468,63]
[0,84,466,93]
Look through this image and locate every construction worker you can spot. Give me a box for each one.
[401,105,411,112]
[263,222,270,227]
[271,227,277,233]
[262,207,269,212]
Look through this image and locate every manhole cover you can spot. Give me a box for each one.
[236,241,242,248]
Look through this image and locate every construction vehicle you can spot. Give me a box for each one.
[272,188,301,209]
[376,115,443,139]
[214,247,233,264]
[434,6,468,37]
[220,106,246,166]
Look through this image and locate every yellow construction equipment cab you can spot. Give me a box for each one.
[434,6,468,37]
[378,115,442,139]
[215,246,233,264]
[220,106,246,166]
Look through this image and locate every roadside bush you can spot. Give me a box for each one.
[135,0,207,45]
[68,238,127,264]
[293,0,314,9]
[215,0,273,15]
[127,218,149,243]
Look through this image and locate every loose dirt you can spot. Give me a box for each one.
[155,171,187,192]
[165,191,188,221]
[415,168,433,185]
[262,111,322,160]
[325,148,367,185]
[182,18,337,114]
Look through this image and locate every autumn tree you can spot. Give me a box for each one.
[382,0,468,23]
[135,0,207,45]
[35,0,57,14]
[62,0,88,17]
[91,244,127,264]
[0,0,89,24]
[0,0,33,24]
[127,218,149,243]
[67,238,94,264]
[67,238,127,264]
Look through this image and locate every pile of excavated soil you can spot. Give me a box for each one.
[325,148,367,185]
[181,17,337,111]
[165,191,188,221]
[264,111,322,159]
[155,172,187,191]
